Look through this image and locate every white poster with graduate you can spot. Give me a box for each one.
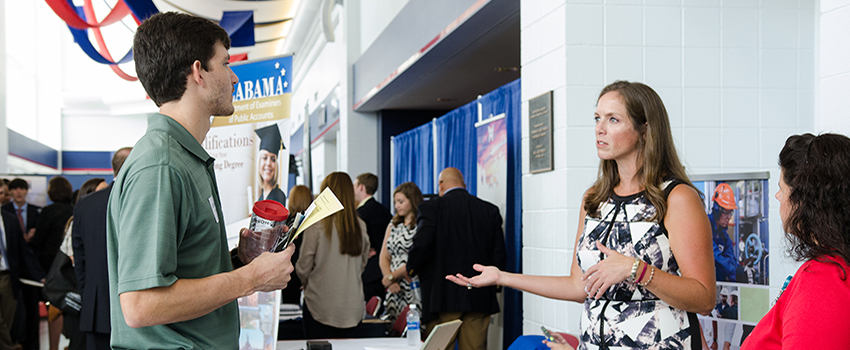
[205,55,294,349]
[203,54,293,246]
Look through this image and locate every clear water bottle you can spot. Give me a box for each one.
[407,304,421,346]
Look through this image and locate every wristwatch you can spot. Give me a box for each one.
[386,274,394,282]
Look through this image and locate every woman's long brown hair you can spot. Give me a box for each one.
[391,182,424,226]
[583,81,696,221]
[320,172,364,256]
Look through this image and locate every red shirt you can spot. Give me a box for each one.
[742,255,850,349]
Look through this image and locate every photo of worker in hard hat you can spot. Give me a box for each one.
[695,178,770,286]
[712,286,739,320]
[709,183,739,282]
[693,176,770,350]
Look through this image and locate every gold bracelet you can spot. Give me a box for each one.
[629,258,640,281]
[638,266,655,287]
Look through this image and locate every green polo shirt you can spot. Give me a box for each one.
[106,113,238,349]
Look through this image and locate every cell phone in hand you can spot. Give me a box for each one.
[541,326,554,342]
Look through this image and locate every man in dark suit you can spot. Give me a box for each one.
[0,206,44,350]
[72,147,131,350]
[353,173,393,302]
[1,179,42,350]
[408,168,506,350]
[1,179,40,242]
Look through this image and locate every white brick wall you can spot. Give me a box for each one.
[817,1,850,133]
[520,0,816,337]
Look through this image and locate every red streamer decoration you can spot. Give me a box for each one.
[229,53,249,63]
[44,0,131,29]
[82,0,137,81]
[44,0,140,81]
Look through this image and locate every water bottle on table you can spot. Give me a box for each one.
[407,304,421,346]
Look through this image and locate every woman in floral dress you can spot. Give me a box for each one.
[379,182,424,322]
[447,81,716,350]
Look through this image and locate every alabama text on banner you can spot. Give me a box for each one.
[203,55,293,249]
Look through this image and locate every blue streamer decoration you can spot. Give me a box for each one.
[220,11,255,47]
[67,5,134,65]
[122,0,159,22]
[62,0,158,65]
[61,1,257,67]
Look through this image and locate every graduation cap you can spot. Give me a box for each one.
[255,124,285,153]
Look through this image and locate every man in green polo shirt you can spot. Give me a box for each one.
[106,12,296,349]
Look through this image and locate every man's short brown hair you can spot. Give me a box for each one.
[355,173,378,195]
[134,12,231,107]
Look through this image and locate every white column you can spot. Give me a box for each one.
[0,0,9,173]
[817,2,850,134]
[341,0,380,191]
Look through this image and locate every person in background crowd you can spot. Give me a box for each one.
[297,172,370,339]
[3,178,43,350]
[255,124,287,206]
[1,179,39,242]
[354,173,393,303]
[33,177,74,276]
[408,167,506,350]
[106,12,294,349]
[73,149,129,350]
[379,182,424,322]
[742,133,850,349]
[62,177,108,265]
[708,183,738,283]
[0,180,10,206]
[449,81,716,350]
[0,197,44,350]
[280,185,312,306]
[53,177,106,350]
[33,177,74,350]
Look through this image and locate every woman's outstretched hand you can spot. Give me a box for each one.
[445,264,501,288]
[582,241,635,299]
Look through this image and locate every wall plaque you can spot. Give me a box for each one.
[529,91,553,173]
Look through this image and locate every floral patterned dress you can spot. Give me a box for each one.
[576,179,700,350]
[382,223,420,322]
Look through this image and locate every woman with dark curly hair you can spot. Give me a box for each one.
[742,133,850,349]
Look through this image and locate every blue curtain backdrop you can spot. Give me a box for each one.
[390,78,521,348]
[435,103,478,196]
[392,122,434,195]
